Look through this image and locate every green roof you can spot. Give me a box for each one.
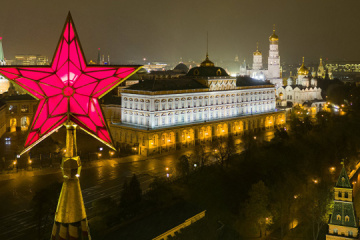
[336,166,352,188]
[186,66,229,77]
[329,201,357,227]
[126,79,208,92]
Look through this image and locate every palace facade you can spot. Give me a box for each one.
[110,55,286,156]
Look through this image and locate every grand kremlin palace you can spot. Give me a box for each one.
[110,55,286,156]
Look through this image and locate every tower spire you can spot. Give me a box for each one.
[206,31,209,58]
[0,37,5,65]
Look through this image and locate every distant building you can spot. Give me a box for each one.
[145,63,189,80]
[13,54,49,65]
[0,37,9,94]
[243,26,283,88]
[276,57,324,111]
[1,94,37,133]
[326,165,359,239]
[111,54,285,156]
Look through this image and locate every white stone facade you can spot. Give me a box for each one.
[121,88,276,129]
[277,85,322,105]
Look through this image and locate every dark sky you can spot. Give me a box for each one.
[0,0,360,65]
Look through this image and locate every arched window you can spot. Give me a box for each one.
[345,215,350,222]
[336,215,341,221]
[333,229,338,235]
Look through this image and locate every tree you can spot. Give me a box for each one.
[176,154,190,177]
[211,135,237,167]
[244,181,272,238]
[191,144,209,168]
[31,182,62,239]
[119,174,142,217]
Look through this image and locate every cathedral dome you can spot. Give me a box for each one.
[174,63,189,73]
[200,54,215,67]
[269,30,279,42]
[298,57,309,76]
[253,50,262,56]
[187,54,228,77]
[253,42,262,56]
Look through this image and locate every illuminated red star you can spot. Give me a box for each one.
[0,13,141,154]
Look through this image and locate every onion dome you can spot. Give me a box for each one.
[269,25,279,42]
[253,42,262,56]
[298,57,309,76]
[279,92,283,97]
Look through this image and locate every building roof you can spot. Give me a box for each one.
[173,63,189,73]
[101,94,122,105]
[186,54,229,77]
[4,94,35,101]
[236,76,274,87]
[329,201,357,228]
[187,66,229,77]
[336,166,352,189]
[125,78,208,92]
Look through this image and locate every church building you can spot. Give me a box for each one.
[245,26,282,88]
[276,57,324,110]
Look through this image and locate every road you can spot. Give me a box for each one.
[0,128,276,240]
[0,150,193,240]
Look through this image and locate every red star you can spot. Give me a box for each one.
[0,13,141,154]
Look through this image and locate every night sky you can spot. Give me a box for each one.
[0,0,359,65]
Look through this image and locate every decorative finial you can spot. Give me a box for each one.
[256,42,259,51]
[206,31,209,59]
[273,24,276,32]
[302,56,305,64]
[341,159,345,167]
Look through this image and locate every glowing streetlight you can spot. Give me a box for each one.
[165,167,169,171]
[313,179,318,184]
[98,153,102,157]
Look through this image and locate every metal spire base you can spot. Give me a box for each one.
[51,124,91,240]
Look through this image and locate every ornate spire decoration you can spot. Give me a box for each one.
[0,13,141,240]
[0,13,141,155]
[0,37,5,65]
[326,162,359,239]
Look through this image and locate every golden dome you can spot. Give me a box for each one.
[200,54,215,67]
[269,25,279,42]
[269,30,279,42]
[298,57,309,76]
[253,42,262,55]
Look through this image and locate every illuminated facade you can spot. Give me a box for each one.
[0,37,9,94]
[326,165,359,239]
[112,55,285,156]
[245,26,282,88]
[267,27,282,87]
[276,57,322,107]
[3,95,37,133]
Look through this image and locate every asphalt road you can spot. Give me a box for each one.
[0,150,192,240]
[0,129,276,240]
